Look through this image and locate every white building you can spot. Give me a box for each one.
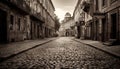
[59,13,75,36]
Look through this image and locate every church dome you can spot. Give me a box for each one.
[65,12,71,17]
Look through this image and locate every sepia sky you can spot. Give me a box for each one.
[51,0,78,21]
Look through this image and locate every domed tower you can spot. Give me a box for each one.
[64,12,72,22]
[65,12,71,18]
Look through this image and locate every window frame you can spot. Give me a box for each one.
[102,0,107,7]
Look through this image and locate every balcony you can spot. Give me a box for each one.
[30,11,45,23]
[0,0,31,14]
[10,0,31,13]
[93,12,105,18]
[81,1,91,12]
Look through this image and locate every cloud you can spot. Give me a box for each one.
[55,8,66,22]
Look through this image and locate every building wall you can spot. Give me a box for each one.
[92,0,120,42]
[43,0,55,37]
[0,2,30,42]
[0,0,55,43]
[73,0,83,23]
[73,0,84,38]
[73,0,93,39]
[59,17,75,37]
[73,0,120,43]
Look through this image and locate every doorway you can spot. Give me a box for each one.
[95,20,99,40]
[37,25,39,38]
[111,13,117,39]
[0,9,7,43]
[102,18,106,42]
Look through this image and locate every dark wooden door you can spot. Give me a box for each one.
[111,13,117,39]
[0,9,7,43]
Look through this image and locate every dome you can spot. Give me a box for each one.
[65,12,71,17]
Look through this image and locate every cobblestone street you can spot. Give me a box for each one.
[0,37,120,69]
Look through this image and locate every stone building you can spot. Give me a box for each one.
[73,0,120,45]
[73,0,92,39]
[92,0,120,45]
[73,0,83,38]
[42,0,55,38]
[81,0,93,40]
[59,13,75,37]
[0,0,55,43]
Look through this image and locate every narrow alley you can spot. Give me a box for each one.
[0,0,120,69]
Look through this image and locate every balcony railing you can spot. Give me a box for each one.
[10,0,31,13]
[1,0,45,23]
[30,11,45,23]
[0,0,31,14]
[93,12,105,18]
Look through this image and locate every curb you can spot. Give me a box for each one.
[0,38,56,63]
[72,39,120,59]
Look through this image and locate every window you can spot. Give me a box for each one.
[102,0,106,7]
[10,15,14,30]
[18,18,21,31]
[95,0,99,11]
[10,15,14,25]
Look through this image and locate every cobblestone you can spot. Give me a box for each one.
[0,38,56,58]
[73,38,120,58]
[0,37,120,69]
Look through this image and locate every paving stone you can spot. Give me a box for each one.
[0,37,120,69]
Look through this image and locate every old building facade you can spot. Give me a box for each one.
[59,13,75,37]
[73,0,120,45]
[0,0,55,43]
[73,0,93,39]
[92,0,120,44]
[73,0,84,38]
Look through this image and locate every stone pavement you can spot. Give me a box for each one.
[0,38,57,60]
[0,37,120,69]
[73,38,120,58]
